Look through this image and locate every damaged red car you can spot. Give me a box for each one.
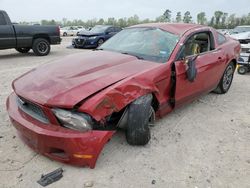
[6,23,240,168]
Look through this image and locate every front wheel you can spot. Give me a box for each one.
[213,62,235,94]
[15,48,30,53]
[32,38,51,56]
[126,94,153,145]
[97,39,104,47]
[237,65,247,75]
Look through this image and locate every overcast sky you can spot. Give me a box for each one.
[0,0,249,22]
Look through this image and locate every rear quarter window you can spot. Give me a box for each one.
[0,13,7,25]
[217,32,227,45]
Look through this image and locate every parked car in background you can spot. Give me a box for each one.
[237,44,250,74]
[72,25,122,48]
[0,10,61,56]
[230,26,250,44]
[7,23,240,168]
[60,26,83,36]
[217,29,232,35]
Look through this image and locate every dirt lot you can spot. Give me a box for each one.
[0,37,249,188]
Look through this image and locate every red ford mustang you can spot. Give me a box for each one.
[6,23,240,168]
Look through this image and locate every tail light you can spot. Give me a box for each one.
[56,26,60,35]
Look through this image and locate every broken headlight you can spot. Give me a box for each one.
[52,108,93,132]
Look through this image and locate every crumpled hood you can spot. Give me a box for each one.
[13,51,160,108]
[230,31,250,40]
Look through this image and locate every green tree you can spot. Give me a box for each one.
[197,12,207,25]
[163,9,172,22]
[117,18,127,28]
[106,17,116,25]
[155,15,165,22]
[214,11,223,27]
[221,12,228,28]
[183,11,192,23]
[127,15,140,26]
[97,18,104,25]
[176,12,182,23]
[227,14,236,28]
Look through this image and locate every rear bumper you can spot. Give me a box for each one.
[50,36,61,45]
[6,93,115,168]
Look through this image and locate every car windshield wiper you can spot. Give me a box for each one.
[121,52,144,60]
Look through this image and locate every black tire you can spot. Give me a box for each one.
[126,94,153,145]
[15,48,30,53]
[213,62,235,94]
[237,66,247,75]
[63,32,67,36]
[32,38,51,56]
[97,38,104,47]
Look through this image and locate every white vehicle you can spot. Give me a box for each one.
[60,26,84,36]
[230,26,250,44]
[237,44,250,74]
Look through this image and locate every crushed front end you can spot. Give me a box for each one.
[6,93,115,168]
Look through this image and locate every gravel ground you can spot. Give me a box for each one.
[0,37,249,188]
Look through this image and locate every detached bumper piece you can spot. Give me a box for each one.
[6,93,115,168]
[37,168,63,187]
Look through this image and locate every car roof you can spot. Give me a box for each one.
[129,23,207,36]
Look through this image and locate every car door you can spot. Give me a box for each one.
[0,12,16,49]
[105,27,116,39]
[174,30,225,108]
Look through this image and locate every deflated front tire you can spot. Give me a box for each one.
[126,94,153,145]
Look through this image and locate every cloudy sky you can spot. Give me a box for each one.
[0,0,249,22]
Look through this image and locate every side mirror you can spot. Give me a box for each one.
[185,55,198,82]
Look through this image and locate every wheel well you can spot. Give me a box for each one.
[231,59,237,70]
[33,34,50,44]
[151,93,159,112]
[100,93,159,130]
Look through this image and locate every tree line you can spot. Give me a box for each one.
[20,10,250,29]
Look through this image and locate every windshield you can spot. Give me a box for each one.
[90,25,109,33]
[232,26,250,34]
[99,27,179,63]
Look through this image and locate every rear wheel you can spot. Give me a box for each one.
[126,94,153,145]
[97,39,104,47]
[237,66,247,75]
[213,62,235,94]
[15,48,30,53]
[63,32,67,36]
[32,38,51,56]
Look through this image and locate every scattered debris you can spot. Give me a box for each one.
[17,173,23,179]
[37,168,63,187]
[151,180,156,185]
[0,136,3,139]
[84,181,94,187]
[246,159,250,164]
[12,136,16,139]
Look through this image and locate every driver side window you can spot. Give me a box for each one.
[183,32,212,57]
